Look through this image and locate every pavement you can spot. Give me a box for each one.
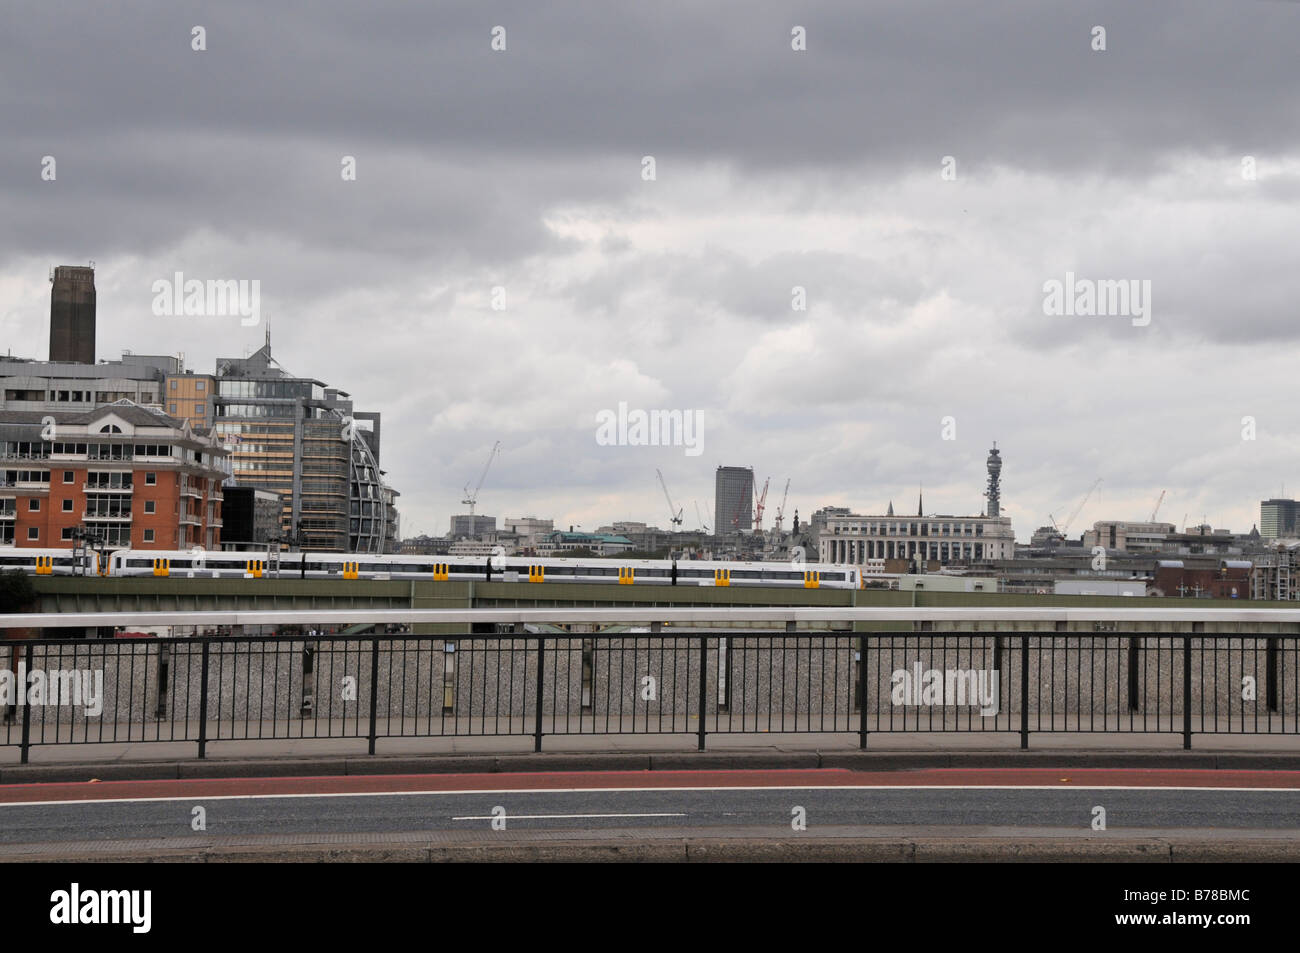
[5,726,1300,783]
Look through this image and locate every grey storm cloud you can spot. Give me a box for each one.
[2,0,1299,538]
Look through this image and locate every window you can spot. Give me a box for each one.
[145,500,155,514]
[62,499,73,512]
[170,380,178,391]
[63,470,74,483]
[195,404,205,416]
[169,403,177,414]
[196,381,205,392]
[27,527,38,540]
[143,529,154,543]
[61,527,73,541]
[145,472,156,485]
[28,499,39,512]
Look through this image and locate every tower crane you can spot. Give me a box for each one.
[773,479,791,533]
[753,477,770,530]
[656,469,684,528]
[1049,477,1102,537]
[694,500,710,533]
[461,440,501,518]
[1150,489,1166,522]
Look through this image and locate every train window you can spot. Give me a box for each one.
[731,570,761,579]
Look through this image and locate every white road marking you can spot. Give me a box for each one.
[0,783,1297,808]
[451,812,686,821]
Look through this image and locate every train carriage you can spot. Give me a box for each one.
[0,547,102,576]
[3,547,859,589]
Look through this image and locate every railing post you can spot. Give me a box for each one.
[858,635,868,750]
[533,636,545,752]
[1266,637,1279,712]
[155,642,170,720]
[19,643,33,765]
[197,640,210,759]
[1127,638,1140,711]
[300,639,315,717]
[367,638,379,755]
[697,635,707,751]
[1019,635,1029,750]
[1182,636,1192,750]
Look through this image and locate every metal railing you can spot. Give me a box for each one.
[1,608,1298,761]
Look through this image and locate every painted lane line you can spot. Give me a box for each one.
[0,783,1298,809]
[451,812,686,821]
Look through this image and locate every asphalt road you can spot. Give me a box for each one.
[1,769,1298,845]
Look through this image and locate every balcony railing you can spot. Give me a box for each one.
[81,511,132,521]
[84,483,133,494]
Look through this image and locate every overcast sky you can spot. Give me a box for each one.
[3,1,1298,542]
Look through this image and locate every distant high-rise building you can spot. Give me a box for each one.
[213,337,398,553]
[49,266,96,364]
[984,443,1002,517]
[450,514,497,538]
[1260,499,1299,539]
[714,466,754,535]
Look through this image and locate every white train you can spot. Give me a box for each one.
[2,547,861,589]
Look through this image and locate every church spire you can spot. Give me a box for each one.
[918,484,923,517]
[886,500,894,517]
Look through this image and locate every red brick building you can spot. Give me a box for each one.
[1153,559,1252,600]
[1,403,229,550]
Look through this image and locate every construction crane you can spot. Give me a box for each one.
[772,479,791,533]
[753,477,770,530]
[1049,477,1102,537]
[694,500,710,533]
[1150,489,1166,522]
[656,469,684,528]
[461,440,501,517]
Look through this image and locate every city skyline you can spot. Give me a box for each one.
[4,2,1299,542]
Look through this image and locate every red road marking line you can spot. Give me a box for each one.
[1,767,1299,803]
